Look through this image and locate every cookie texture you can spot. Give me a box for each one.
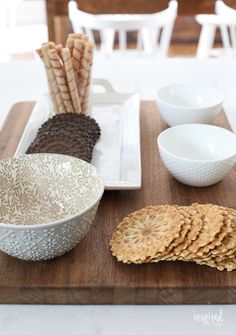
[110,206,184,264]
[110,204,236,271]
[26,112,101,162]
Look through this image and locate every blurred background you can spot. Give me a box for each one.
[1,0,236,61]
[1,0,236,129]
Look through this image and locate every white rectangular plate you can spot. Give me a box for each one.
[14,79,141,190]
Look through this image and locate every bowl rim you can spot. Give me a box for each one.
[0,153,105,229]
[156,82,224,111]
[157,124,236,163]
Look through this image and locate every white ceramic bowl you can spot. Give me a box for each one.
[157,124,236,187]
[156,83,224,126]
[0,154,104,261]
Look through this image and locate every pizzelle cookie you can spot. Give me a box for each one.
[110,205,184,264]
[201,207,236,261]
[170,206,203,260]
[179,204,224,260]
[195,210,233,258]
[149,206,192,262]
[110,204,236,271]
[195,255,236,272]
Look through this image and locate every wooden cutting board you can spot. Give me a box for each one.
[0,101,236,304]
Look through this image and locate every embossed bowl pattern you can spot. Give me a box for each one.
[156,83,224,127]
[0,154,104,260]
[157,124,236,187]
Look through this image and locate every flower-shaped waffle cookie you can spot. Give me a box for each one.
[110,205,184,264]
[110,204,236,271]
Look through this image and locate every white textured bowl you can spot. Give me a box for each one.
[156,83,224,126]
[0,154,104,260]
[158,124,236,187]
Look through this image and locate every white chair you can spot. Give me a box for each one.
[69,0,177,56]
[196,1,236,58]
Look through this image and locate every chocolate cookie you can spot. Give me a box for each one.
[27,131,93,162]
[26,112,101,162]
[38,113,100,145]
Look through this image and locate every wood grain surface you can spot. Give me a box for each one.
[0,101,236,304]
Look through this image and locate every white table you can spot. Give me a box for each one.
[0,55,236,334]
[0,55,236,130]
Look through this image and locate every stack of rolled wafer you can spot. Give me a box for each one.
[110,203,236,271]
[37,34,94,115]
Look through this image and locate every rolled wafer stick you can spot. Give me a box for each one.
[68,33,84,40]
[72,39,84,73]
[70,34,90,91]
[42,43,65,114]
[39,43,65,114]
[71,38,88,99]
[78,40,94,114]
[77,48,91,101]
[71,35,88,69]
[82,34,89,42]
[66,35,84,90]
[37,34,95,115]
[61,47,82,113]
[48,48,74,113]
[56,43,63,57]
[65,34,84,55]
[66,37,74,55]
[81,68,92,115]
[82,42,94,114]
[80,34,89,60]
[36,48,58,113]
[42,41,56,48]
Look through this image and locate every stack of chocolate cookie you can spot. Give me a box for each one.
[26,113,101,162]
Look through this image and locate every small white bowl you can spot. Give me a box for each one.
[156,83,224,126]
[0,154,104,261]
[157,124,236,187]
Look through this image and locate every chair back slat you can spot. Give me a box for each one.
[69,0,177,55]
[220,25,231,51]
[118,30,127,50]
[159,20,175,56]
[100,29,115,54]
[154,28,161,49]
[196,1,236,58]
[84,28,95,43]
[229,25,236,49]
[216,0,236,55]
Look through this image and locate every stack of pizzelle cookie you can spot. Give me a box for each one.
[110,204,236,271]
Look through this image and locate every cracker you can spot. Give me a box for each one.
[110,205,184,264]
